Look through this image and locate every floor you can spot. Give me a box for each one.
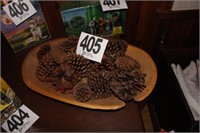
[139,101,154,132]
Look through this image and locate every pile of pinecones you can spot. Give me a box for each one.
[36,36,146,102]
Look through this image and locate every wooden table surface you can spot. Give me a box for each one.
[1,35,145,132]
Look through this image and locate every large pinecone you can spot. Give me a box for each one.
[94,54,115,71]
[37,43,51,61]
[52,77,74,94]
[99,69,116,82]
[50,45,68,64]
[88,71,112,99]
[36,63,58,82]
[110,70,146,101]
[115,55,141,72]
[49,63,80,93]
[73,81,92,102]
[91,84,112,99]
[60,62,80,85]
[105,39,128,57]
[67,53,93,78]
[59,36,78,53]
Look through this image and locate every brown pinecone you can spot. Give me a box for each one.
[128,70,146,91]
[91,84,112,99]
[87,71,107,87]
[52,77,74,94]
[60,62,80,85]
[73,82,92,102]
[115,55,141,72]
[100,69,116,82]
[67,53,93,78]
[59,36,78,53]
[110,70,146,101]
[39,52,55,66]
[105,39,128,57]
[36,63,58,82]
[87,71,112,99]
[94,54,115,70]
[50,64,80,94]
[110,76,135,101]
[37,43,51,61]
[50,45,68,64]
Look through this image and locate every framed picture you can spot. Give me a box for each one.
[0,77,22,124]
[60,2,126,36]
[0,0,51,53]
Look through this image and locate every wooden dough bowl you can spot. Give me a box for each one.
[22,38,157,110]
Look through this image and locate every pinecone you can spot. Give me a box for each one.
[67,53,93,78]
[91,84,112,99]
[60,62,80,85]
[87,71,107,87]
[59,36,78,53]
[105,39,128,57]
[52,77,74,94]
[73,82,92,102]
[87,71,112,99]
[128,70,146,90]
[51,63,79,94]
[39,52,55,66]
[99,69,116,82]
[115,55,141,71]
[94,54,115,70]
[50,45,69,64]
[36,63,58,82]
[110,70,146,101]
[37,43,51,61]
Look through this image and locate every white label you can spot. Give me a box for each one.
[76,32,108,63]
[2,105,39,133]
[100,0,128,11]
[3,0,37,25]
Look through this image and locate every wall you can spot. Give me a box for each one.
[39,1,199,61]
[172,0,199,11]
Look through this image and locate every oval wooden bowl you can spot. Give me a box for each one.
[22,38,157,110]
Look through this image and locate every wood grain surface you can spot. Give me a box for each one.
[22,38,157,110]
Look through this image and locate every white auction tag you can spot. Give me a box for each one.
[3,0,37,26]
[2,104,39,133]
[76,32,108,63]
[99,0,128,11]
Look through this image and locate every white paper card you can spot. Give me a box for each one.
[76,32,108,63]
[3,0,37,25]
[99,0,128,11]
[2,104,39,133]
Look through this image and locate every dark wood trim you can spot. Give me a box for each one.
[157,9,199,20]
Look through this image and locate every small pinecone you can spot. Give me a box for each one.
[59,36,78,53]
[115,55,141,71]
[73,82,92,102]
[50,45,68,64]
[88,71,112,99]
[37,43,51,61]
[36,63,58,82]
[105,39,128,57]
[68,53,93,78]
